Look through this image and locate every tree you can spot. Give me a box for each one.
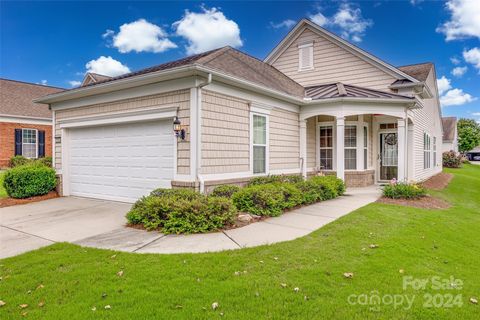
[457,118,480,153]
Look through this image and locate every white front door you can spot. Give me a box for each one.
[67,120,174,202]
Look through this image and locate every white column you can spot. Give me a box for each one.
[300,120,307,179]
[397,118,406,181]
[357,115,364,171]
[336,116,345,181]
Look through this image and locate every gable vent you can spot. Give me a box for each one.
[298,42,314,71]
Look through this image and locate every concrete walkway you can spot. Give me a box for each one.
[1,186,381,258]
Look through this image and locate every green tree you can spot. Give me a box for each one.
[457,118,480,153]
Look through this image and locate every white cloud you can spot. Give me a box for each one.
[309,3,373,42]
[436,0,480,41]
[85,56,130,77]
[463,47,480,72]
[450,56,461,65]
[174,7,242,55]
[107,19,177,53]
[437,76,452,95]
[36,80,47,85]
[440,88,476,106]
[68,80,81,87]
[270,19,296,29]
[451,66,467,77]
[410,0,424,5]
[471,112,480,116]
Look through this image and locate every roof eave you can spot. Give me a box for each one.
[305,96,415,105]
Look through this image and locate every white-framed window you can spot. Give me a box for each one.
[298,42,314,71]
[22,129,38,159]
[433,137,437,167]
[319,126,333,170]
[424,132,431,169]
[363,126,368,170]
[345,125,357,170]
[252,114,268,174]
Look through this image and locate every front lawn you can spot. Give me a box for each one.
[1,165,479,319]
[0,171,7,198]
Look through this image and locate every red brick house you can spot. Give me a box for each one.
[0,79,64,168]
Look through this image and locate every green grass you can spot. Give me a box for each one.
[1,165,479,319]
[0,171,7,198]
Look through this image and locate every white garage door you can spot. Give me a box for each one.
[67,120,174,202]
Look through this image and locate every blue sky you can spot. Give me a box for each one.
[1,1,479,121]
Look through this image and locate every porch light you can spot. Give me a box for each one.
[173,116,185,140]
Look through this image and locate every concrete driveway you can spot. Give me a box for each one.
[0,197,131,259]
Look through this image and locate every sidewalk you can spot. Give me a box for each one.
[75,186,382,254]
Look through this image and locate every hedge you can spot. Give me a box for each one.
[3,164,57,198]
[211,184,241,198]
[10,155,52,168]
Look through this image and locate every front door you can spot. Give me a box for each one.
[379,132,398,181]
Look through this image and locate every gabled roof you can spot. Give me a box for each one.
[397,63,433,82]
[306,83,413,101]
[78,47,304,97]
[0,79,64,119]
[442,117,457,141]
[81,72,111,87]
[264,19,419,83]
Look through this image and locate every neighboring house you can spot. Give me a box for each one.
[441,117,458,152]
[0,79,64,168]
[466,146,480,161]
[36,19,443,203]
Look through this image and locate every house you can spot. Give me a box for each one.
[441,117,458,152]
[0,79,64,168]
[466,146,480,161]
[35,19,443,203]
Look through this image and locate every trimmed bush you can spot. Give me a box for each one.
[10,155,53,168]
[383,181,426,199]
[126,189,237,234]
[307,176,339,200]
[211,184,241,198]
[232,184,286,216]
[248,174,303,186]
[3,165,57,198]
[443,151,462,168]
[274,182,304,209]
[295,180,325,204]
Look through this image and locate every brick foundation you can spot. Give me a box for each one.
[317,170,375,187]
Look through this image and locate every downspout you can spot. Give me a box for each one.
[195,73,212,193]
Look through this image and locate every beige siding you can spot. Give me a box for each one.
[54,90,190,174]
[270,108,300,170]
[411,70,443,181]
[201,90,250,174]
[271,28,397,91]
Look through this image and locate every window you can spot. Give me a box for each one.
[433,137,437,167]
[363,126,368,170]
[22,129,37,159]
[319,126,333,170]
[298,42,313,71]
[252,114,267,174]
[380,123,398,130]
[344,125,357,170]
[423,133,431,169]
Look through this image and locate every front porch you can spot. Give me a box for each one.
[298,84,418,187]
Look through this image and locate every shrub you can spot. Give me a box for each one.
[295,180,325,204]
[248,174,303,186]
[211,184,241,198]
[232,184,286,216]
[274,182,304,209]
[442,151,462,168]
[3,165,57,198]
[321,175,346,196]
[126,193,236,234]
[150,188,201,201]
[307,176,340,200]
[10,156,53,168]
[383,181,426,199]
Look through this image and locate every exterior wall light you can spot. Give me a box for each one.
[173,116,186,140]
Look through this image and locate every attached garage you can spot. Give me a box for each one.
[62,118,175,202]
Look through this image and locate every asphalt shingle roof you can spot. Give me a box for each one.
[442,117,457,141]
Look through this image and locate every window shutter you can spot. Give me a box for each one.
[14,129,22,156]
[38,130,45,158]
[299,43,313,70]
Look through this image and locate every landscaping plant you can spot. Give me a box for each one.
[9,155,53,168]
[247,174,303,186]
[3,164,57,198]
[443,151,462,168]
[382,179,426,199]
[211,184,241,198]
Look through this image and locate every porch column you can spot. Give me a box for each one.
[300,120,307,179]
[357,115,364,171]
[397,118,406,181]
[336,116,345,181]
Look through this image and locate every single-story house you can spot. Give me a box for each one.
[467,146,480,161]
[0,78,64,168]
[36,19,443,203]
[441,117,458,153]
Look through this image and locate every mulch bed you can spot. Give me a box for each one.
[0,191,59,208]
[377,195,450,209]
[421,172,454,190]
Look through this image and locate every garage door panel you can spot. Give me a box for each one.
[68,120,174,202]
